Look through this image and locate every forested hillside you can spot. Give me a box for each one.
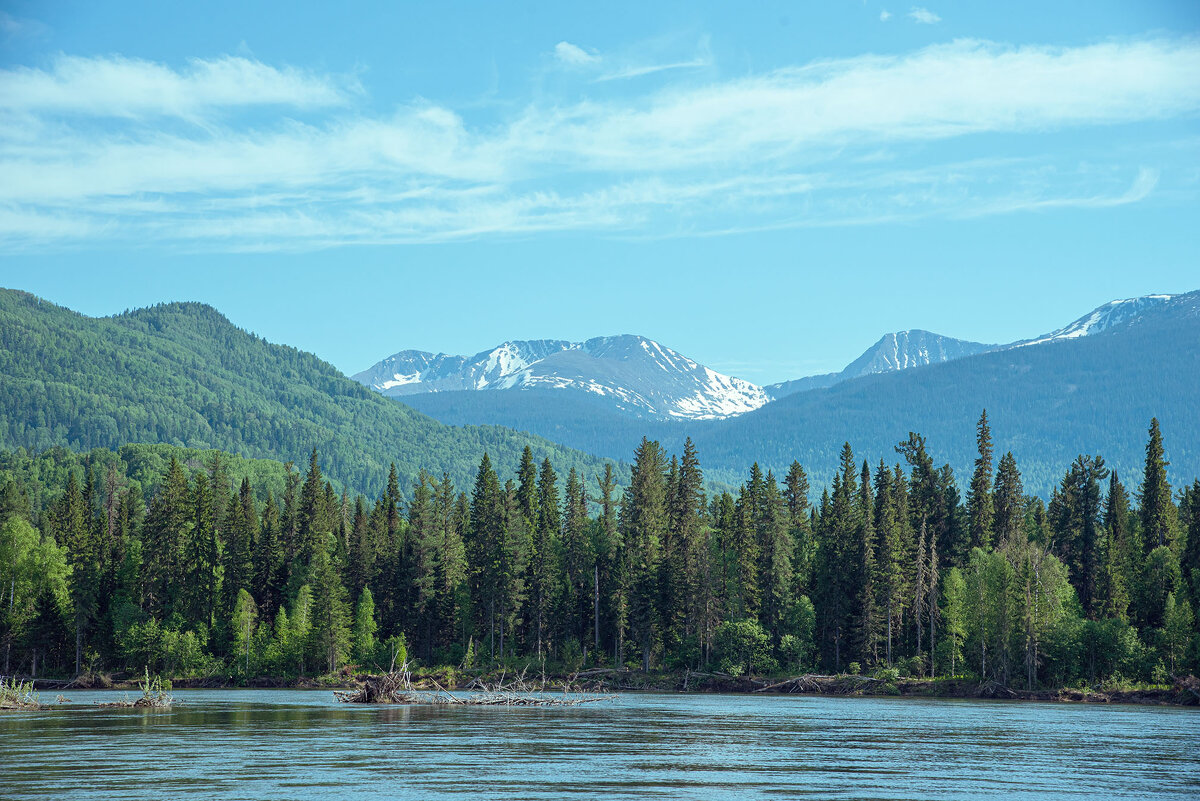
[405,292,1200,495]
[1,418,1196,690]
[0,289,614,498]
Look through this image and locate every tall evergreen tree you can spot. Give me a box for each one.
[855,461,880,665]
[967,410,995,551]
[621,438,667,670]
[1138,418,1174,551]
[308,535,351,673]
[1099,472,1136,622]
[992,452,1024,545]
[561,467,594,648]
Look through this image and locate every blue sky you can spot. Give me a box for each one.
[1,1,1197,383]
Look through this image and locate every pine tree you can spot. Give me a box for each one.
[593,464,620,656]
[1181,480,1200,614]
[181,472,217,632]
[675,439,707,660]
[469,453,504,655]
[298,448,328,568]
[1051,455,1109,618]
[784,461,814,597]
[528,458,561,655]
[756,470,794,651]
[873,462,905,666]
[1099,472,1135,621]
[967,410,995,551]
[347,495,375,598]
[993,452,1024,546]
[561,467,594,648]
[143,457,190,619]
[855,461,879,665]
[496,480,530,658]
[621,438,667,671]
[1138,418,1174,551]
[516,446,538,526]
[816,443,859,671]
[431,473,467,653]
[255,495,284,619]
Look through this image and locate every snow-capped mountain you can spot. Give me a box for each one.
[353,335,771,420]
[1012,294,1179,348]
[767,330,993,399]
[357,292,1195,425]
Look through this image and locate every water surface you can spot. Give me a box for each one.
[2,689,1196,799]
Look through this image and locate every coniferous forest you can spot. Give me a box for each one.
[2,413,1197,690]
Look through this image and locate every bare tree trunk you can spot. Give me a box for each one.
[593,565,600,652]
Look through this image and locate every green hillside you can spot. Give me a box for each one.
[0,289,616,497]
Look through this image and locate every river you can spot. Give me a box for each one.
[2,690,1197,799]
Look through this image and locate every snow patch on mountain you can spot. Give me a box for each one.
[1014,295,1177,348]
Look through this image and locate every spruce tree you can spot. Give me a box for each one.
[1099,472,1135,621]
[181,472,217,633]
[255,495,284,619]
[992,452,1024,545]
[308,536,351,674]
[528,458,561,655]
[516,446,538,525]
[593,464,621,656]
[873,462,905,666]
[621,438,667,670]
[967,410,995,551]
[1181,480,1200,614]
[561,467,594,648]
[757,470,793,649]
[1138,418,1174,551]
[855,461,879,665]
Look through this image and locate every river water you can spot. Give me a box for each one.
[1,689,1197,799]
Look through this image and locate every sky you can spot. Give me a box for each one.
[1,0,1197,383]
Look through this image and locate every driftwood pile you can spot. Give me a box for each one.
[334,662,614,706]
[754,674,887,694]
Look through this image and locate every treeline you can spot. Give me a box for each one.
[1,413,1197,688]
[0,289,612,498]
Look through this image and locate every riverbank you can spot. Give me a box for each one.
[23,668,1200,707]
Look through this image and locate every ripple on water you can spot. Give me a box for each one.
[1,690,1197,800]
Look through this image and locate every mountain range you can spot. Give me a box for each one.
[387,291,1200,493]
[1,287,1194,499]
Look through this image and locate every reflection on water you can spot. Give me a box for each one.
[2,690,1197,799]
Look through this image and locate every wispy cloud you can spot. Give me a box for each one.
[1,37,1196,250]
[554,41,598,66]
[880,10,893,22]
[0,54,357,118]
[909,7,941,24]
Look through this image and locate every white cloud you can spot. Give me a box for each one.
[595,57,710,82]
[909,7,941,24]
[1,37,1196,250]
[0,54,356,118]
[880,10,892,22]
[554,41,598,66]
